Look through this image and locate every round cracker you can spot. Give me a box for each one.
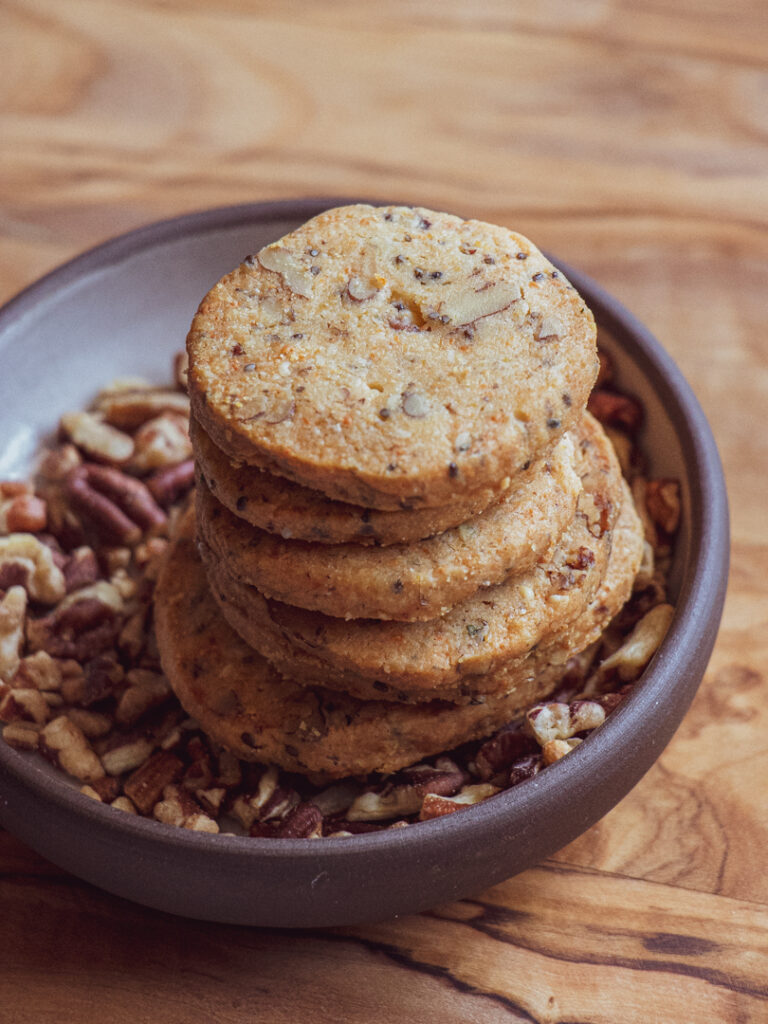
[187,204,598,509]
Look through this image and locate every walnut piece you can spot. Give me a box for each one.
[0,534,66,604]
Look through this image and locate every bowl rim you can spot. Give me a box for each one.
[0,198,730,867]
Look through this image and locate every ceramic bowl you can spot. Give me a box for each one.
[0,200,729,927]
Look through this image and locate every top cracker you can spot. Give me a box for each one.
[187,205,598,509]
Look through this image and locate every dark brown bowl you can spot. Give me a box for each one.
[0,200,729,927]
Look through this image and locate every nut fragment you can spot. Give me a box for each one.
[535,315,564,341]
[130,413,192,473]
[2,721,41,750]
[0,494,47,533]
[66,464,166,543]
[60,411,134,464]
[590,604,675,686]
[115,670,172,726]
[0,688,50,725]
[173,351,189,392]
[438,280,522,327]
[542,737,582,765]
[526,699,606,746]
[645,479,681,536]
[96,389,190,430]
[153,784,219,833]
[12,651,62,692]
[347,276,380,301]
[257,244,314,298]
[101,737,155,776]
[38,444,83,482]
[587,389,643,434]
[124,750,184,814]
[63,546,100,593]
[419,783,500,820]
[0,586,27,682]
[0,534,66,603]
[402,389,430,418]
[39,715,105,782]
[147,460,195,508]
[347,760,464,822]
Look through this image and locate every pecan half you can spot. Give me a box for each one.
[65,464,166,543]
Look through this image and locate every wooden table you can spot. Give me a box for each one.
[1,2,766,1020]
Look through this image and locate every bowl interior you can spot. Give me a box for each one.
[0,201,724,927]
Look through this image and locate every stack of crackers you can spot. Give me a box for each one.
[155,205,644,779]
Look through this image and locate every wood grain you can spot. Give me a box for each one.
[1,0,766,1020]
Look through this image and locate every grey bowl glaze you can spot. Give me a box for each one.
[0,200,729,927]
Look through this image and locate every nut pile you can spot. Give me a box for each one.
[0,340,679,838]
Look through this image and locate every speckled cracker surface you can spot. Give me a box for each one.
[191,415,501,546]
[187,204,598,509]
[201,415,623,699]
[196,431,581,621]
[154,511,561,777]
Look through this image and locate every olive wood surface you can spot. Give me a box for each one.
[0,1,765,1020]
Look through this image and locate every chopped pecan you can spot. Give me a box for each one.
[39,715,105,782]
[347,759,464,822]
[13,651,63,691]
[101,737,155,776]
[115,669,171,725]
[129,413,192,473]
[197,787,226,818]
[2,721,41,750]
[255,802,323,839]
[61,652,124,706]
[111,796,137,814]
[90,774,122,801]
[589,603,675,687]
[419,783,501,821]
[0,586,27,682]
[231,765,298,828]
[0,534,66,604]
[124,750,184,814]
[542,737,582,765]
[27,595,120,662]
[173,350,189,392]
[0,493,47,533]
[153,784,219,833]
[473,727,538,782]
[60,411,134,464]
[507,753,543,787]
[38,444,82,482]
[0,687,50,725]
[147,460,195,508]
[96,389,190,430]
[645,479,681,536]
[63,546,101,592]
[526,699,606,746]
[587,389,643,434]
[65,707,113,738]
[65,464,166,543]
